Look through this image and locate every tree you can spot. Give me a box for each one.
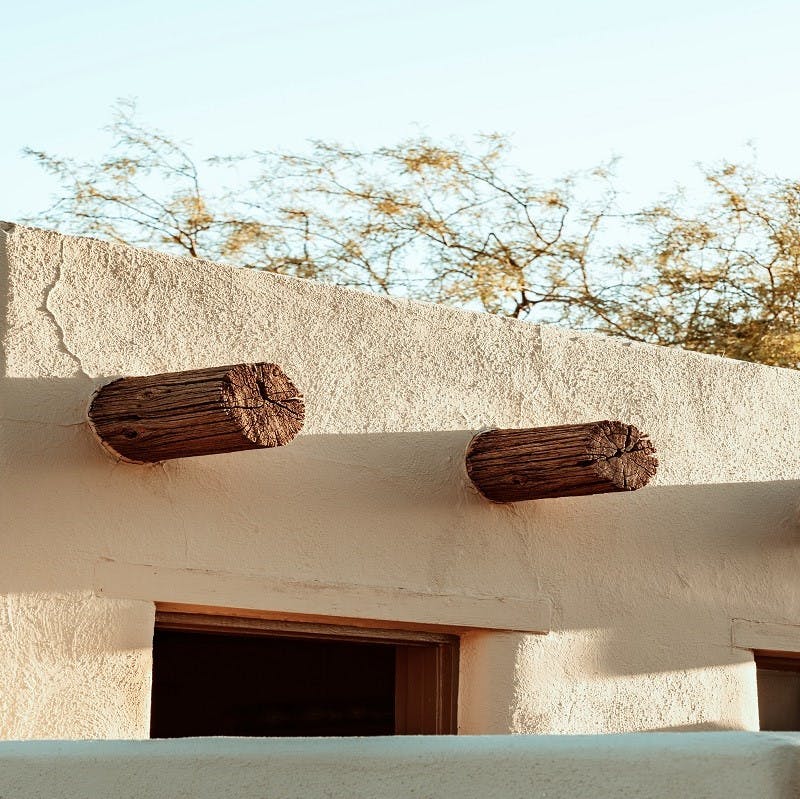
[609,165,800,366]
[25,101,800,368]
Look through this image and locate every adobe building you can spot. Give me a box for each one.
[0,222,798,797]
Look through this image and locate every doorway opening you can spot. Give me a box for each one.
[755,651,800,731]
[150,610,459,737]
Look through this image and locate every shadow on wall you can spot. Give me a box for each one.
[2,374,799,681]
[650,722,748,730]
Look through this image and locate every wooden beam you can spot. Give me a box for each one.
[89,362,304,463]
[466,420,658,502]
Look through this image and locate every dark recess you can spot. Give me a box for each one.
[151,629,396,737]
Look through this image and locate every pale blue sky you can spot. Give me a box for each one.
[3,0,799,220]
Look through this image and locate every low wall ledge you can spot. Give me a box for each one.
[0,734,797,799]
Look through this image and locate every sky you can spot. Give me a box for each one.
[3,0,800,221]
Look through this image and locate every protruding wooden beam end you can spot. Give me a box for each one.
[466,420,658,502]
[89,362,304,463]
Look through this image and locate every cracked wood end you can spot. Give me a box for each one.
[88,363,304,463]
[466,420,658,502]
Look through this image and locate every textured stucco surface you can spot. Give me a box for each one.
[0,593,154,739]
[2,222,800,738]
[0,735,798,798]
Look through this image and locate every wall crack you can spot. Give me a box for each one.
[39,237,90,378]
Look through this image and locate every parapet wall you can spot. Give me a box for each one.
[1,222,799,738]
[0,735,798,799]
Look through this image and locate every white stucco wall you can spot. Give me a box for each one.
[0,735,798,799]
[1,221,799,738]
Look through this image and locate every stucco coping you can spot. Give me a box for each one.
[0,734,798,798]
[732,619,800,654]
[94,559,552,633]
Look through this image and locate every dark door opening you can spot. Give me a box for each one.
[150,611,458,737]
[755,652,800,731]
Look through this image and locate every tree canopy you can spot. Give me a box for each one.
[26,101,800,368]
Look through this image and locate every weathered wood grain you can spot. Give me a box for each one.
[466,420,658,502]
[89,362,304,462]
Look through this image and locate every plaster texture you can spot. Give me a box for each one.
[0,593,154,739]
[0,735,798,799]
[2,222,800,738]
